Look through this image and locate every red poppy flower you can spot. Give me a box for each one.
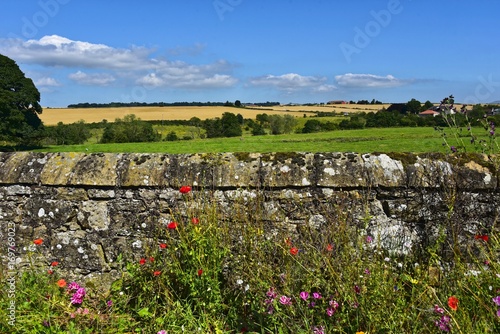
[290,247,299,255]
[51,261,59,267]
[448,296,458,311]
[326,243,334,252]
[57,279,67,288]
[159,243,167,249]
[139,258,146,265]
[197,269,203,277]
[191,217,199,225]
[47,270,53,275]
[474,235,489,241]
[180,186,191,194]
[33,238,43,245]
[167,222,178,229]
[153,270,161,277]
[149,257,154,262]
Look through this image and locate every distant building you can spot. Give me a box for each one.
[419,109,440,117]
[327,100,348,105]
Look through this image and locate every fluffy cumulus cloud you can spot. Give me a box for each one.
[136,60,237,88]
[34,77,60,87]
[69,71,115,86]
[0,35,151,70]
[0,35,237,89]
[249,73,336,92]
[335,73,408,88]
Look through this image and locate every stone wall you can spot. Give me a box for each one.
[0,152,498,286]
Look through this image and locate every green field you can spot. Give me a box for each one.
[34,127,475,154]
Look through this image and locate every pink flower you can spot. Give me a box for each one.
[326,307,335,317]
[329,300,339,310]
[434,304,445,314]
[299,291,309,301]
[266,287,277,299]
[70,287,86,305]
[312,326,325,334]
[492,296,500,306]
[279,295,292,305]
[312,292,322,299]
[67,282,81,291]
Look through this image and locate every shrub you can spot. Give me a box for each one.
[100,114,161,143]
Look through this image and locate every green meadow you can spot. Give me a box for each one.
[36,127,457,154]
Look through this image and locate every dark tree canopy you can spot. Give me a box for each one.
[0,54,44,144]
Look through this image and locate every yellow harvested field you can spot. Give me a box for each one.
[40,103,465,125]
[251,104,392,113]
[40,106,320,125]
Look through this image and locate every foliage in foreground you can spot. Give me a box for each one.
[1,185,499,334]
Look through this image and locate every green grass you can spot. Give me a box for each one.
[35,127,453,154]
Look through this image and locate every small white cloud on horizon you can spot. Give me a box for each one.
[249,73,335,92]
[69,71,116,86]
[335,73,408,88]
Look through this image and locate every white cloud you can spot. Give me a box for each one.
[313,84,337,92]
[137,73,165,87]
[335,73,408,88]
[69,71,115,86]
[1,35,152,70]
[137,60,237,88]
[0,35,238,89]
[249,73,335,92]
[35,77,60,87]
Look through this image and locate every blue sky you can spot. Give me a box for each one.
[1,0,499,107]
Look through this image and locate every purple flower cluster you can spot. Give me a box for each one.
[312,325,325,334]
[433,304,450,332]
[67,282,86,305]
[267,287,340,319]
[435,315,451,332]
[265,287,278,314]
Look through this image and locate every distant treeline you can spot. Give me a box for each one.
[67,101,281,108]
